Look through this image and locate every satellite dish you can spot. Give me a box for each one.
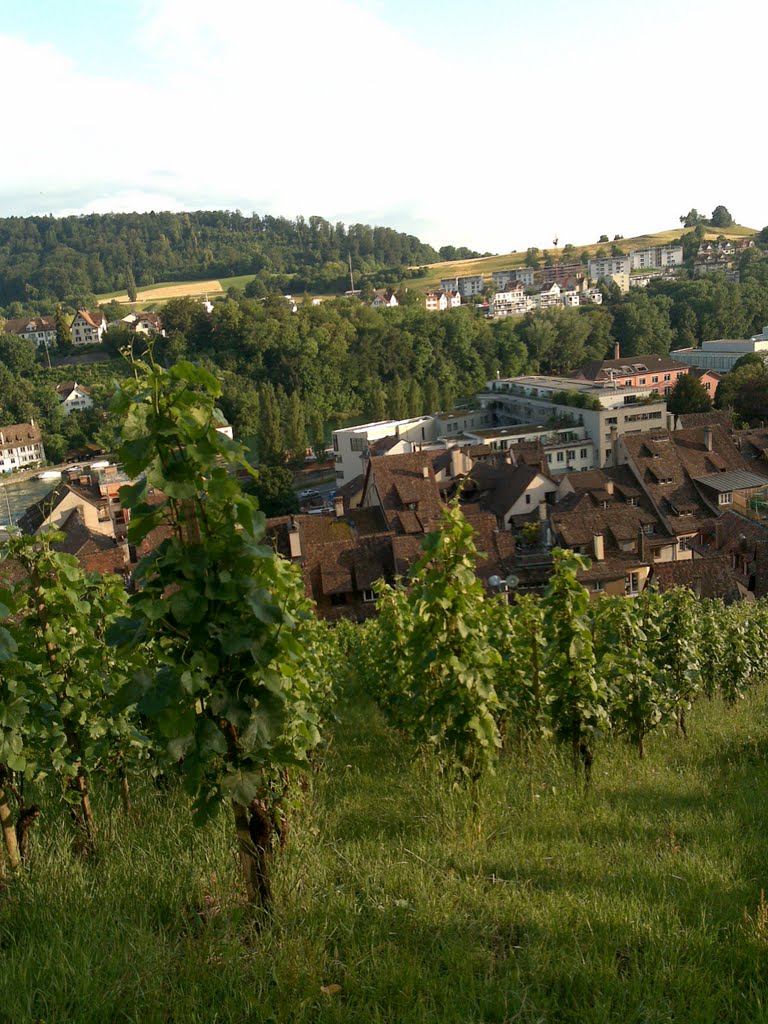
[505,574,520,589]
[488,575,502,588]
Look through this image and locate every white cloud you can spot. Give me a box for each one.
[1,0,767,252]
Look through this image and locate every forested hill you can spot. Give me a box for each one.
[0,211,441,307]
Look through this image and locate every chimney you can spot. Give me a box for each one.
[538,500,547,522]
[593,533,605,561]
[334,494,344,518]
[605,480,614,495]
[704,426,713,452]
[609,425,618,467]
[538,500,550,547]
[288,517,302,560]
[614,341,620,360]
[422,465,430,479]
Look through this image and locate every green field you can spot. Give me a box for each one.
[3,681,768,1023]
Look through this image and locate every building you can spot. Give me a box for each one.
[71,309,107,346]
[55,381,93,416]
[462,423,595,473]
[463,460,558,530]
[538,262,584,286]
[440,275,485,298]
[3,316,57,348]
[572,350,693,394]
[480,375,668,468]
[0,421,45,474]
[489,281,530,317]
[118,311,164,335]
[617,424,765,559]
[371,289,399,309]
[671,329,768,372]
[425,289,461,311]
[17,464,131,538]
[588,255,631,281]
[629,246,684,270]
[333,416,437,484]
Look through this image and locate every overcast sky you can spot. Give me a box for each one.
[1,0,765,253]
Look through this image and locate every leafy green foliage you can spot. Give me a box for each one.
[374,502,501,781]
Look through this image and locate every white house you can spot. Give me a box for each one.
[56,381,93,416]
[3,316,57,349]
[371,289,399,309]
[0,421,45,474]
[71,309,107,346]
[425,289,461,311]
[490,282,531,317]
[119,311,164,335]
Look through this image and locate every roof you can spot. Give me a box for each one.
[573,353,688,381]
[676,410,732,430]
[75,309,105,328]
[621,425,753,534]
[55,381,90,396]
[650,555,745,602]
[364,451,444,533]
[3,316,55,334]
[0,422,42,452]
[17,480,105,535]
[693,470,768,493]
[465,461,551,518]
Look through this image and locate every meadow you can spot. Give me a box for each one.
[3,681,768,1024]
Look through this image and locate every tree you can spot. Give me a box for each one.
[680,209,704,227]
[598,234,609,243]
[244,465,299,516]
[283,390,306,462]
[0,334,36,374]
[525,247,541,269]
[257,382,284,464]
[54,306,71,349]
[125,266,138,303]
[666,372,712,415]
[710,205,734,229]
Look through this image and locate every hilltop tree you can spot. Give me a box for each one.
[680,209,705,227]
[710,205,734,229]
[525,247,541,269]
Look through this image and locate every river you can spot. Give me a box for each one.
[0,476,61,528]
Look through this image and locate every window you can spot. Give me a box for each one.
[664,387,671,395]
[330,593,347,606]
[557,451,564,463]
[651,376,659,383]
[679,536,691,551]
[627,497,638,507]
[567,449,575,460]
[333,436,339,452]
[643,524,655,535]
[593,580,604,592]
[336,470,344,479]
[580,448,588,459]
[718,492,732,505]
[624,571,641,596]
[362,589,376,603]
[639,378,646,385]
[663,374,671,381]
[606,417,618,425]
[350,437,366,452]
[546,453,552,463]
[525,494,531,505]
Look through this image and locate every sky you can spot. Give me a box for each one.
[1,0,766,254]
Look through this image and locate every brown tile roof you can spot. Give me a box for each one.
[55,381,90,396]
[649,555,746,602]
[676,410,732,430]
[464,461,551,519]
[75,309,105,328]
[621,425,752,535]
[0,421,42,452]
[3,316,55,335]
[363,451,443,532]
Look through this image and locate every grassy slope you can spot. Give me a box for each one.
[405,223,758,291]
[94,225,759,308]
[3,683,768,1023]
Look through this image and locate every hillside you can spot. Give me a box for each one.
[404,224,758,291]
[0,210,440,308]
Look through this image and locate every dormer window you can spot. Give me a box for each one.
[718,492,732,506]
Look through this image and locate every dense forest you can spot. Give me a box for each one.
[0,210,441,309]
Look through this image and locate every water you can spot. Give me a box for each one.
[0,476,58,528]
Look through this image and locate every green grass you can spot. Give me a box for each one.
[4,685,768,1022]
